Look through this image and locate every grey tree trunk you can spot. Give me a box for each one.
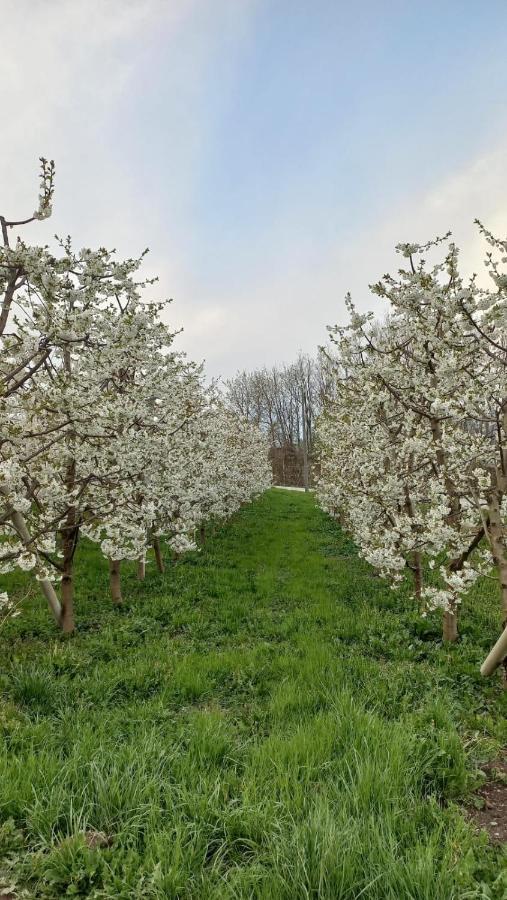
[481,625,507,678]
[0,485,62,624]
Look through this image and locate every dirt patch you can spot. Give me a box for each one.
[82,830,112,849]
[56,829,113,851]
[467,756,507,843]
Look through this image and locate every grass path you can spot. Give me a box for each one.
[1,489,507,898]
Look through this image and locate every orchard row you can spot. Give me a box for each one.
[317,226,507,676]
[0,161,271,632]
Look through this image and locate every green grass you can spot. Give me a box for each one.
[1,488,507,898]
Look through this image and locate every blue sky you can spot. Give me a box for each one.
[2,0,507,376]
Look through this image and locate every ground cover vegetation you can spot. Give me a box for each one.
[1,490,506,898]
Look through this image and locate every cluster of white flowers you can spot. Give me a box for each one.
[317,227,507,659]
[0,163,271,631]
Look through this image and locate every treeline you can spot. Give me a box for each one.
[224,354,330,487]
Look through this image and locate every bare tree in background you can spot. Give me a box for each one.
[224,354,329,487]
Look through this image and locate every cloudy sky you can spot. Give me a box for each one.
[2,0,507,377]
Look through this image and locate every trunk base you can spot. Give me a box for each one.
[109,559,123,605]
[60,577,75,633]
[443,609,458,643]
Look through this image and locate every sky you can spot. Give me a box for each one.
[1,0,507,378]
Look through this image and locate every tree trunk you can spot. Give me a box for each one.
[0,485,62,623]
[60,526,77,634]
[443,608,458,643]
[137,558,146,580]
[58,352,78,634]
[108,559,123,604]
[481,625,507,678]
[0,266,18,335]
[60,571,75,633]
[152,537,164,574]
[412,551,423,602]
[429,414,460,524]
[484,490,507,681]
[488,492,507,621]
[39,578,63,624]
[302,392,309,492]
[199,524,206,546]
